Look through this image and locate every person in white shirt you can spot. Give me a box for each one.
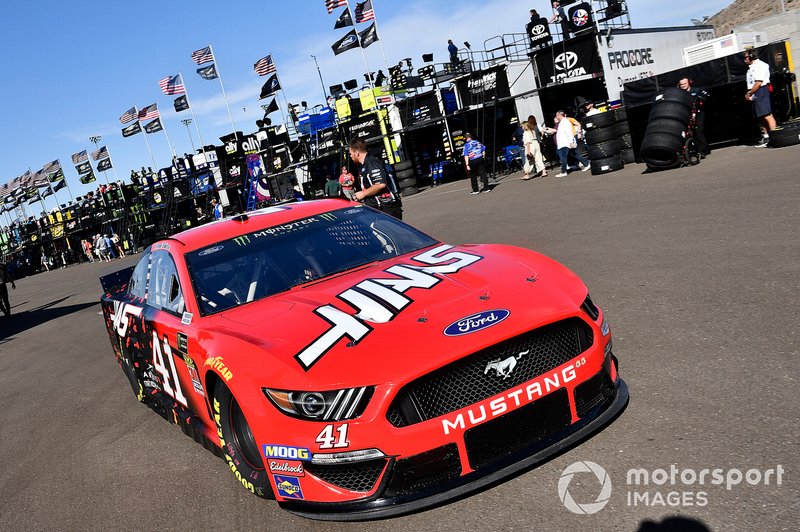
[554,111,590,177]
[744,49,776,147]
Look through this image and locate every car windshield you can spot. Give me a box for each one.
[186,206,438,315]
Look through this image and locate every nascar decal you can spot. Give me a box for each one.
[274,475,304,499]
[264,444,312,461]
[295,245,483,370]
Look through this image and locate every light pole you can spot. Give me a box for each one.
[181,118,196,153]
[89,135,111,186]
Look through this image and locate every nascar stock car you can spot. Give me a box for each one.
[99,199,628,520]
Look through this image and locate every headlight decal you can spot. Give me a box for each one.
[264,386,373,421]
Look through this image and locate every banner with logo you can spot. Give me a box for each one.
[454,65,511,108]
[342,112,383,141]
[246,154,271,201]
[527,16,552,49]
[568,2,594,34]
[395,90,442,127]
[534,33,602,86]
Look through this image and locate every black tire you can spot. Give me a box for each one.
[649,102,691,123]
[621,148,636,164]
[657,87,694,109]
[586,138,622,159]
[583,112,616,130]
[682,138,701,166]
[590,154,624,175]
[396,168,415,179]
[214,381,273,499]
[400,186,419,197]
[585,126,617,144]
[640,132,683,167]
[398,177,417,189]
[394,161,413,171]
[644,118,686,138]
[614,121,630,136]
[620,133,633,149]
[769,127,800,148]
[614,107,628,122]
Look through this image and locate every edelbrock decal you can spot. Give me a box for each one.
[444,309,510,337]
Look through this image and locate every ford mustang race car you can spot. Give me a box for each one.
[100,199,627,520]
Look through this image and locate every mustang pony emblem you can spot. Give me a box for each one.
[484,349,530,379]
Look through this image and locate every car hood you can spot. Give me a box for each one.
[213,243,588,389]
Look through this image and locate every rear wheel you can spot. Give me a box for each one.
[214,380,273,499]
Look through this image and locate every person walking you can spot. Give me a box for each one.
[81,239,94,263]
[463,132,490,194]
[339,166,356,200]
[743,49,776,147]
[324,174,342,197]
[678,77,711,157]
[0,259,16,318]
[111,232,126,258]
[348,138,403,220]
[521,121,546,180]
[554,111,590,177]
[211,198,224,220]
[41,252,50,272]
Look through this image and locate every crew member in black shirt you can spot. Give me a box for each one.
[348,138,403,220]
[678,77,711,157]
[0,259,16,317]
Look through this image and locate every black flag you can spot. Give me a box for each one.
[48,168,65,183]
[144,118,164,134]
[79,171,97,184]
[174,95,189,112]
[332,29,360,56]
[97,158,113,172]
[197,64,218,80]
[52,179,67,193]
[334,8,353,28]
[75,162,92,174]
[359,23,378,48]
[259,74,281,100]
[122,122,142,137]
[263,98,279,116]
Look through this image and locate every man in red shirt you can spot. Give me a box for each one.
[339,166,356,201]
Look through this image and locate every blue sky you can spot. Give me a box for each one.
[0,0,732,208]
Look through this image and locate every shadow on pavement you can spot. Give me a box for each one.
[637,516,712,531]
[0,296,99,341]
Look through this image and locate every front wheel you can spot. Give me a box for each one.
[213,381,273,499]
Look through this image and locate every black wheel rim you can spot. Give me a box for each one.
[229,399,264,471]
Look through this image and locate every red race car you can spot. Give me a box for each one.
[100,199,627,520]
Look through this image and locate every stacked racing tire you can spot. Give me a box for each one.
[639,88,695,170]
[393,160,418,197]
[769,120,800,148]
[584,108,632,175]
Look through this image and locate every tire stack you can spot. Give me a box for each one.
[393,160,418,197]
[769,120,800,148]
[639,88,694,170]
[584,108,633,175]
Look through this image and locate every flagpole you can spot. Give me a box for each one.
[89,138,112,186]
[271,57,295,134]
[178,73,209,161]
[208,44,239,139]
[158,121,177,158]
[139,120,159,170]
[366,0,393,75]
[345,1,375,91]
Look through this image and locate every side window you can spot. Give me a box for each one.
[128,251,151,299]
[147,250,185,316]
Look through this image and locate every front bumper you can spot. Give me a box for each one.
[281,374,628,521]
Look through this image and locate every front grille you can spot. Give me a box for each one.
[464,388,572,470]
[305,459,387,493]
[574,357,616,418]
[383,444,462,498]
[387,318,592,426]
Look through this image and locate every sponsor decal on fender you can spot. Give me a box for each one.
[441,359,586,435]
[204,356,233,381]
[268,460,305,476]
[444,309,510,336]
[264,444,312,461]
[274,475,304,499]
[294,245,484,370]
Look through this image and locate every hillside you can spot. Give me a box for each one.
[709,0,799,36]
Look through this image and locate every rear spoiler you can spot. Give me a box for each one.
[99,265,135,293]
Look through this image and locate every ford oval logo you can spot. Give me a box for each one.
[444,309,510,336]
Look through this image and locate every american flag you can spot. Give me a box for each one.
[326,0,347,14]
[159,74,185,95]
[119,106,138,124]
[43,159,61,174]
[355,0,374,22]
[71,150,88,164]
[254,55,277,76]
[191,46,214,64]
[91,146,109,161]
[138,104,160,121]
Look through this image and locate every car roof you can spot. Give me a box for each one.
[169,199,354,252]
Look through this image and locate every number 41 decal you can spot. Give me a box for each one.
[315,424,349,449]
[152,332,187,407]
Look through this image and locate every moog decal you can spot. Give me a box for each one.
[294,245,483,370]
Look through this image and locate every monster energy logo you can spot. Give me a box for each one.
[320,213,337,221]
[233,235,251,246]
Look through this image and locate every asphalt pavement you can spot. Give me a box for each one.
[1,144,798,531]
